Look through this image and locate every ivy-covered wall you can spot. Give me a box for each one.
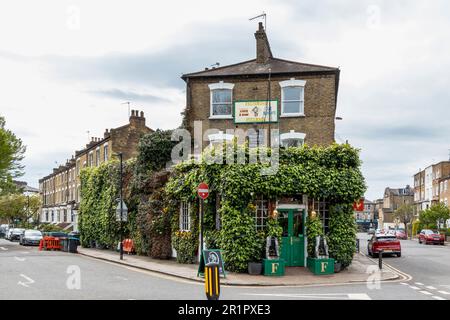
[166,143,366,272]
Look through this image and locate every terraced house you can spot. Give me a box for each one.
[181,22,340,149]
[39,110,152,231]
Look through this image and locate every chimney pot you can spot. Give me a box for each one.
[140,111,144,117]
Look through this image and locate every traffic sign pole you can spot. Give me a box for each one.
[197,183,209,258]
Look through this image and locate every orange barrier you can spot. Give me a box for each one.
[122,239,135,254]
[38,236,62,251]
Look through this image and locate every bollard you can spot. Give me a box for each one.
[205,262,220,301]
[356,238,360,253]
[378,250,383,270]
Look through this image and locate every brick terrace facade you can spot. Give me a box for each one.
[39,110,152,231]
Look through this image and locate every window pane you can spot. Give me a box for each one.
[213,104,232,116]
[283,101,300,114]
[283,87,301,101]
[212,89,232,103]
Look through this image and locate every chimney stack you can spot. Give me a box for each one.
[129,109,146,127]
[254,22,273,64]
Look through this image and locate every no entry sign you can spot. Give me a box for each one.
[197,182,209,200]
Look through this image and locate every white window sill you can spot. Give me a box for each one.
[280,113,305,118]
[209,115,233,120]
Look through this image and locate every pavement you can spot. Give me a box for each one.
[77,244,401,286]
[2,236,449,300]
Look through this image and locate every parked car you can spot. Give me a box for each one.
[418,229,445,245]
[395,229,407,240]
[19,230,43,246]
[5,228,13,240]
[9,228,25,241]
[0,224,9,238]
[367,234,401,257]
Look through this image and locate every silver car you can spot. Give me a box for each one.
[19,230,43,246]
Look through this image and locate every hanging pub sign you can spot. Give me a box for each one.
[234,100,278,124]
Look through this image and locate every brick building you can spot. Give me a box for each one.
[378,185,414,228]
[354,198,376,231]
[181,22,340,149]
[414,161,450,212]
[39,110,152,231]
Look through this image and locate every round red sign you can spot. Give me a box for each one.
[197,182,209,200]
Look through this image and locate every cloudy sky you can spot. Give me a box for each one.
[1,0,449,200]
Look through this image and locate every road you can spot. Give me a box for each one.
[1,237,449,300]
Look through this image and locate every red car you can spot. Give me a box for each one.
[395,230,407,240]
[367,234,401,257]
[418,229,445,245]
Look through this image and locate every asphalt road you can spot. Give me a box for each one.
[1,237,448,300]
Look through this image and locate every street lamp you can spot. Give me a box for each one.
[114,152,127,260]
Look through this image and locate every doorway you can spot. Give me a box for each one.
[278,208,306,267]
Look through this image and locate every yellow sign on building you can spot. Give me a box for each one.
[234,100,278,124]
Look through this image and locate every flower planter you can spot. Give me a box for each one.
[334,262,342,273]
[307,257,335,275]
[263,259,285,276]
[248,262,263,275]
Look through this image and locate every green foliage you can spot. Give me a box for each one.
[412,219,421,236]
[38,224,65,233]
[0,193,41,225]
[0,116,26,194]
[79,161,122,248]
[172,231,198,264]
[205,229,220,249]
[266,216,283,239]
[217,203,265,271]
[327,204,356,268]
[306,214,324,257]
[166,143,365,272]
[419,203,450,231]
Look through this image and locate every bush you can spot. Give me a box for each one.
[217,203,265,272]
[306,214,323,257]
[38,224,65,233]
[327,204,356,269]
[172,231,197,264]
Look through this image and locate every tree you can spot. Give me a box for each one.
[419,203,450,231]
[0,116,26,195]
[393,204,415,239]
[0,194,41,226]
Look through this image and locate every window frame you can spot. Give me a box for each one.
[208,81,234,119]
[279,79,306,117]
[179,201,191,232]
[254,196,269,231]
[280,130,306,148]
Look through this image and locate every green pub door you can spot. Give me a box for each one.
[279,208,306,267]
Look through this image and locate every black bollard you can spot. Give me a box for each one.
[378,250,383,270]
[205,262,220,300]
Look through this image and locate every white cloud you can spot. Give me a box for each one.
[1,0,449,201]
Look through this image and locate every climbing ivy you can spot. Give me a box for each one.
[166,142,366,272]
[306,214,324,257]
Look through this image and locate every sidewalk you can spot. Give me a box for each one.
[78,247,400,286]
[77,247,401,286]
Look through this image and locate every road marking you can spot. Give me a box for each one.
[18,274,35,288]
[400,282,408,285]
[419,290,432,295]
[426,286,436,290]
[409,286,420,290]
[14,256,26,262]
[115,276,128,281]
[432,296,446,300]
[242,293,371,300]
[0,247,7,251]
[438,290,450,295]
[415,282,424,286]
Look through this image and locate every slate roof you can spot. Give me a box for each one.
[182,57,338,80]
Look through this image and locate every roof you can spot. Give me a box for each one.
[182,57,338,80]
